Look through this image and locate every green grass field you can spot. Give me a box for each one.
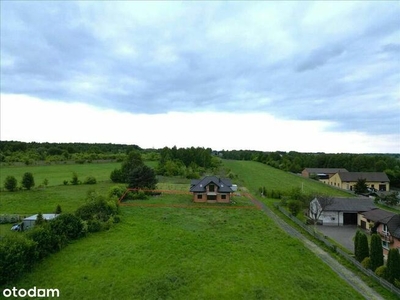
[8,204,363,300]
[223,160,352,197]
[0,160,372,299]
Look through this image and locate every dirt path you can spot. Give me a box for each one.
[249,197,384,300]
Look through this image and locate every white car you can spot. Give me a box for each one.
[10,224,21,231]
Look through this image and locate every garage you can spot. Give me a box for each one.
[343,213,358,225]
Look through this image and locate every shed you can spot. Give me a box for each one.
[23,214,59,230]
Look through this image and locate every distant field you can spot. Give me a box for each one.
[0,161,157,189]
[9,203,363,300]
[223,160,352,197]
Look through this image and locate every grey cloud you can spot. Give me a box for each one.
[296,46,345,72]
[1,1,399,138]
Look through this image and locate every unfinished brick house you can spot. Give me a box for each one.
[190,176,233,203]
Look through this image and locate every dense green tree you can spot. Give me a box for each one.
[370,234,384,271]
[386,248,400,284]
[355,231,369,263]
[128,165,158,190]
[354,178,368,195]
[55,204,62,214]
[34,212,45,226]
[4,175,18,192]
[22,172,35,190]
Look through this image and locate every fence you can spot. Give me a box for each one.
[276,205,400,297]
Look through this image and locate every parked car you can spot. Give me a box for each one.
[10,223,21,231]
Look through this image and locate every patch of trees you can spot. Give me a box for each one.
[355,232,400,287]
[156,146,221,178]
[0,189,120,285]
[110,151,157,189]
[223,150,400,188]
[4,172,35,192]
[0,141,145,164]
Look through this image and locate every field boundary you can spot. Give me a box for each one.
[119,188,259,210]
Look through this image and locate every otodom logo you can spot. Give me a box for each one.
[2,287,60,298]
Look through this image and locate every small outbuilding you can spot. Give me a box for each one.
[23,214,59,230]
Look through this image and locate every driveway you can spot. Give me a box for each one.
[315,225,359,252]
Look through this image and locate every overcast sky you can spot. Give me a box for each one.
[1,1,399,153]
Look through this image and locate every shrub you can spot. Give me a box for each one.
[75,195,117,222]
[49,213,85,244]
[0,235,37,285]
[84,176,97,184]
[63,180,69,185]
[22,172,35,190]
[361,257,371,269]
[4,175,18,192]
[26,225,62,259]
[0,214,21,224]
[287,200,302,216]
[108,186,125,199]
[87,219,103,233]
[110,168,124,183]
[354,230,369,262]
[70,172,79,185]
[375,265,387,278]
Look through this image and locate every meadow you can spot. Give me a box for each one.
[0,160,371,299]
[223,160,352,197]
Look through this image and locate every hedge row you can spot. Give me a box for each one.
[0,191,120,285]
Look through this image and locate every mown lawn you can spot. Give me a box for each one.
[7,205,363,300]
[223,160,352,197]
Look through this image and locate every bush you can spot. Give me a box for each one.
[26,225,62,259]
[84,176,97,184]
[361,257,371,269]
[87,219,103,233]
[375,265,387,278]
[22,172,35,190]
[386,248,400,284]
[0,235,37,285]
[0,214,21,224]
[75,195,117,222]
[49,213,85,244]
[70,172,79,185]
[287,200,302,216]
[108,186,125,199]
[4,175,18,192]
[63,180,69,185]
[110,168,124,183]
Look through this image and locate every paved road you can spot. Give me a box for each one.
[249,197,384,300]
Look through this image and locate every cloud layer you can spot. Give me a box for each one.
[1,2,399,152]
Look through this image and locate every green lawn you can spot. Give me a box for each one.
[223,160,352,197]
[0,160,370,299]
[8,205,363,300]
[0,162,121,188]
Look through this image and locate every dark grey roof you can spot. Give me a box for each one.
[190,176,233,193]
[387,215,400,239]
[323,197,376,213]
[338,172,389,182]
[304,168,348,174]
[362,209,396,223]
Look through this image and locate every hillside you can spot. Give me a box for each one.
[223,159,352,197]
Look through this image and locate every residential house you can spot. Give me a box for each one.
[190,176,233,203]
[301,168,348,184]
[360,209,400,256]
[309,197,376,226]
[328,172,390,192]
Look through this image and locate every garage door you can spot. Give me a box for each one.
[343,213,357,225]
